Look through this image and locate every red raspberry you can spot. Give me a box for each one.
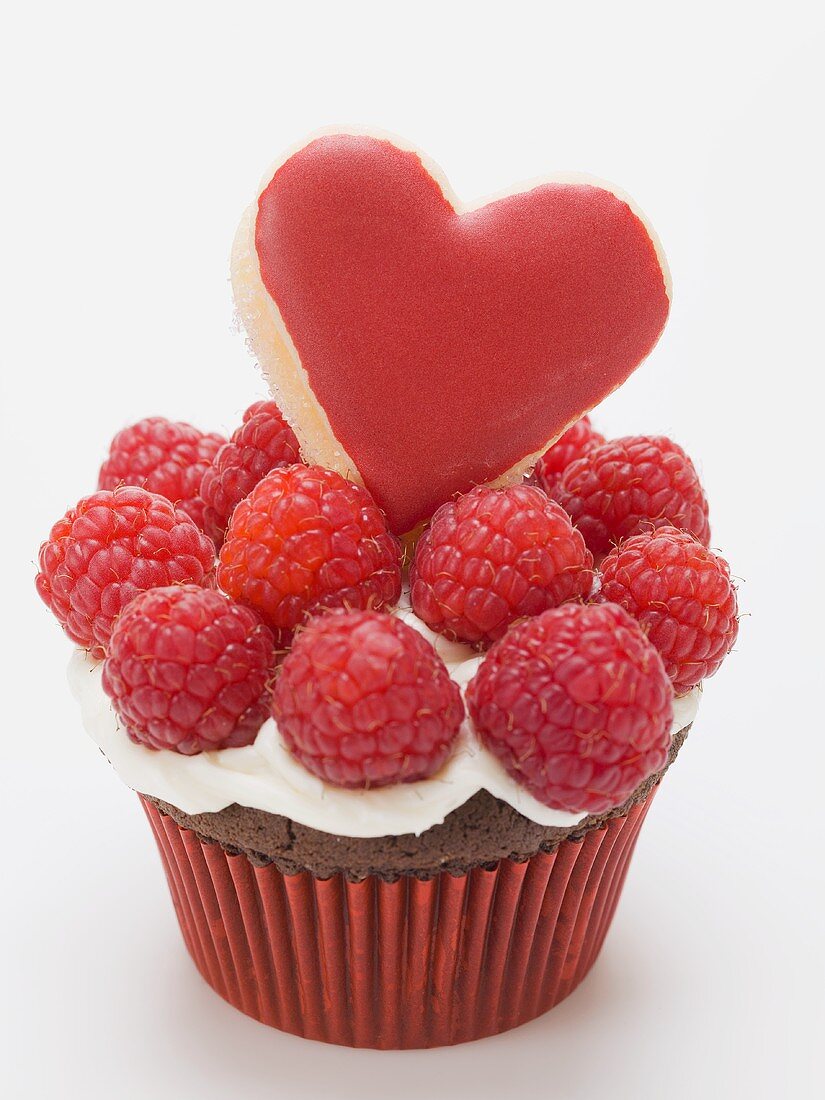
[599,526,739,694]
[554,435,711,557]
[410,484,594,646]
[36,487,216,658]
[534,415,605,496]
[217,465,402,639]
[98,417,225,532]
[467,603,673,813]
[200,400,301,546]
[272,610,464,787]
[102,585,275,754]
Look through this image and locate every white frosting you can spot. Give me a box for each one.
[68,603,700,839]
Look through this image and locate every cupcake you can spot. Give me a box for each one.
[37,131,739,1049]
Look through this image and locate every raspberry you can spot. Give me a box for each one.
[200,400,301,546]
[217,465,402,639]
[102,585,275,754]
[467,603,673,813]
[534,415,605,496]
[410,484,594,646]
[554,435,711,557]
[36,487,216,658]
[599,526,739,694]
[98,417,225,532]
[272,610,464,787]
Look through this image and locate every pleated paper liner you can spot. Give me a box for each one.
[140,789,656,1048]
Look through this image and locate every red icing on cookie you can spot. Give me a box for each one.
[255,135,669,533]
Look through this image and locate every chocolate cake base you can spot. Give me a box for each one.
[144,725,690,881]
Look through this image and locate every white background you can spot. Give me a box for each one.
[2,2,823,1097]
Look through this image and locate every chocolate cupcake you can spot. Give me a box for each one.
[69,598,702,1047]
[38,131,739,1050]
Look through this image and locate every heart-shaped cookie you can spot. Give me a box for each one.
[232,131,670,533]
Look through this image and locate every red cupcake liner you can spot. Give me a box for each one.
[140,789,656,1048]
